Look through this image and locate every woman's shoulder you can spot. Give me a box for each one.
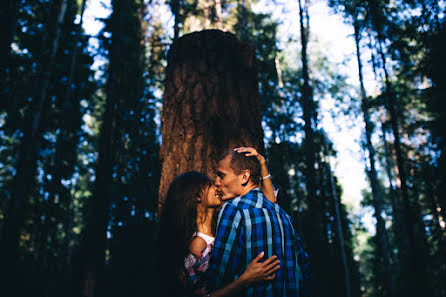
[189,236,208,257]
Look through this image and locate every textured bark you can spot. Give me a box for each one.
[159,29,264,211]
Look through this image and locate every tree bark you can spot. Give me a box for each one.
[159,29,264,212]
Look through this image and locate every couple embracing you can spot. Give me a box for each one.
[158,147,312,297]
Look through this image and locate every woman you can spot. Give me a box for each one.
[158,148,278,297]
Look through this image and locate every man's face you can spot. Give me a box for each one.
[215,155,243,201]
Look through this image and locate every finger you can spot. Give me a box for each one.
[262,255,278,266]
[265,260,280,272]
[252,251,265,263]
[234,149,255,157]
[265,273,276,280]
[234,147,253,152]
[265,261,280,273]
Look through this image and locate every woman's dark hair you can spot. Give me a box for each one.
[157,171,213,296]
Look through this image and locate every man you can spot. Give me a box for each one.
[208,149,312,296]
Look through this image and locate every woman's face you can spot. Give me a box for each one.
[202,184,222,209]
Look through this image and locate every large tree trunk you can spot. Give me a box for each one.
[159,29,264,212]
[353,16,394,297]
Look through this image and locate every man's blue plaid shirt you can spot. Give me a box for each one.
[208,188,312,296]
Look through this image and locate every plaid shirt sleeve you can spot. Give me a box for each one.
[208,202,245,291]
[295,233,312,297]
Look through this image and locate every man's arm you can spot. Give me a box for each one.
[208,203,245,291]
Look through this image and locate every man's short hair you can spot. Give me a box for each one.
[221,149,262,185]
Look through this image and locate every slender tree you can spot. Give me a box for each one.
[353,9,395,297]
[323,141,352,297]
[1,0,68,293]
[78,0,128,295]
[297,1,325,295]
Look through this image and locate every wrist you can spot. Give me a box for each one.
[261,174,271,181]
[238,273,251,287]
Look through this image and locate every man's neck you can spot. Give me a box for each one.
[239,183,259,197]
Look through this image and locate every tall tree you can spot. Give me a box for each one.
[323,140,352,297]
[77,0,139,295]
[352,7,395,297]
[297,1,325,295]
[159,29,264,211]
[76,0,161,296]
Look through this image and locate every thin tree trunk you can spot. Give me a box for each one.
[79,0,127,296]
[1,0,68,292]
[379,113,398,221]
[323,141,351,297]
[40,0,88,292]
[214,0,223,29]
[238,0,247,40]
[159,29,264,212]
[376,29,432,297]
[172,0,181,41]
[297,1,324,295]
[299,0,316,207]
[353,16,395,297]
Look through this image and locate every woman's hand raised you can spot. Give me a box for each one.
[234,147,266,165]
[234,147,277,203]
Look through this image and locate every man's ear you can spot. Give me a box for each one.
[241,170,251,186]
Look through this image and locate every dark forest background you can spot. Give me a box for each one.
[1,0,445,297]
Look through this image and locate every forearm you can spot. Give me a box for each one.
[210,274,250,297]
[260,159,276,203]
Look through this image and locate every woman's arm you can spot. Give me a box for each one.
[234,147,276,203]
[210,251,280,297]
